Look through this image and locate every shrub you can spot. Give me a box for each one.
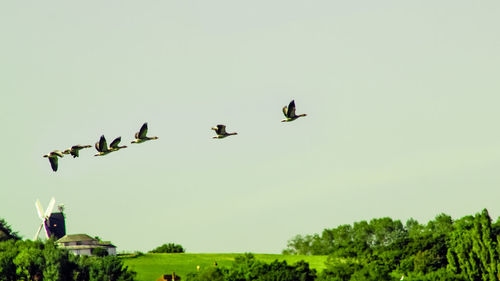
[149,243,185,253]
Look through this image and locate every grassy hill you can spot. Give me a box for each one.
[121,253,328,281]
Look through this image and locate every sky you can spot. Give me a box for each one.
[1,1,499,254]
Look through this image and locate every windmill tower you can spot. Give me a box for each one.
[34,198,66,240]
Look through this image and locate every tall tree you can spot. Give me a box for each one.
[0,218,20,241]
[446,209,499,280]
[0,240,19,281]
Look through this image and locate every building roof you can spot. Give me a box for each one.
[61,244,116,250]
[57,234,97,243]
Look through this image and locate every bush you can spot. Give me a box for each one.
[187,267,225,281]
[149,243,185,253]
[91,247,109,257]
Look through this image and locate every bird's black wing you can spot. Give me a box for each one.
[217,124,226,135]
[49,157,58,172]
[97,135,108,152]
[110,137,122,148]
[138,123,148,139]
[71,150,79,158]
[287,100,296,117]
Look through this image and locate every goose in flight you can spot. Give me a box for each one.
[109,137,127,151]
[211,124,237,139]
[131,122,159,144]
[43,150,64,172]
[94,135,112,156]
[281,100,307,122]
[62,145,91,158]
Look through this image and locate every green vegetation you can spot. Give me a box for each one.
[121,253,328,281]
[187,253,317,281]
[149,243,185,253]
[91,247,109,257]
[0,238,135,281]
[284,209,500,280]
[3,210,500,280]
[0,218,20,241]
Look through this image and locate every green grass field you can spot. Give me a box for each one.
[121,253,328,281]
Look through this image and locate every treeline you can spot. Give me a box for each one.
[0,238,135,281]
[283,209,500,280]
[187,253,316,281]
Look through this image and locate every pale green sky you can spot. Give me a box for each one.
[1,1,499,253]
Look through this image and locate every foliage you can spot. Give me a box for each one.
[91,247,109,257]
[286,209,500,281]
[446,209,499,280]
[187,266,225,281]
[149,243,185,253]
[88,256,135,281]
[0,238,136,281]
[0,218,20,242]
[186,253,316,281]
[0,240,19,281]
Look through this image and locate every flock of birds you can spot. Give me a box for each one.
[42,100,307,172]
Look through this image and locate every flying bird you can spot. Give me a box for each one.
[62,145,91,158]
[109,137,127,151]
[94,135,112,156]
[211,124,237,139]
[281,100,307,122]
[43,150,64,172]
[131,122,159,144]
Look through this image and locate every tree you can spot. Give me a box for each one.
[187,266,225,281]
[149,243,185,253]
[42,239,77,281]
[88,256,135,281]
[282,235,315,255]
[13,240,45,280]
[446,209,498,280]
[0,218,20,241]
[91,247,109,257]
[0,240,19,281]
[0,239,135,281]
[317,257,359,281]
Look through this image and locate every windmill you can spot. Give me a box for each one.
[34,197,66,240]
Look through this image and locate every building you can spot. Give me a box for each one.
[57,234,116,256]
[45,212,66,239]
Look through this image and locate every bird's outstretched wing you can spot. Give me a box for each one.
[138,123,148,139]
[287,100,296,117]
[49,157,58,172]
[110,137,122,148]
[97,135,108,152]
[217,124,227,135]
[282,106,288,117]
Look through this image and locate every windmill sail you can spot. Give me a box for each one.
[34,223,44,240]
[43,198,56,238]
[34,197,62,240]
[36,200,44,220]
